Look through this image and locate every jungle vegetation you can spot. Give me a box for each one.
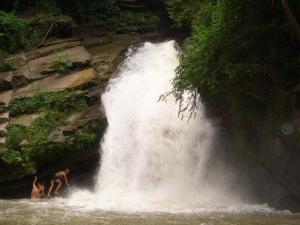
[165,0,300,157]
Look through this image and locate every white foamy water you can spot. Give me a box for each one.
[67,41,272,213]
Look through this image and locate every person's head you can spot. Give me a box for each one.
[65,168,70,174]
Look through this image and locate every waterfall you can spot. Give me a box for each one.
[69,41,244,212]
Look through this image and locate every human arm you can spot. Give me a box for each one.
[32,176,37,189]
[63,173,69,186]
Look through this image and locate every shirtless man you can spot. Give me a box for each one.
[31,176,44,199]
[37,181,45,198]
[47,169,70,197]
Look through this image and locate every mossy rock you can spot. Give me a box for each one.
[0,130,6,137]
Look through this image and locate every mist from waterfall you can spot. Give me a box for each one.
[68,41,254,212]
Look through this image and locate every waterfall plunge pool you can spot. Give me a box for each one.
[1,41,299,225]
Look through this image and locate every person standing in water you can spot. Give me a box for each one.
[37,181,45,198]
[31,176,45,199]
[47,169,70,197]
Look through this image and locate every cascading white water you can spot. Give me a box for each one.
[68,41,249,212]
[96,41,213,210]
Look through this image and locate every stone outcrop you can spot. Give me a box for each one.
[27,46,91,77]
[0,71,13,91]
[0,16,158,197]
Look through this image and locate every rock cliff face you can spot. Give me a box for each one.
[207,99,300,211]
[0,10,159,197]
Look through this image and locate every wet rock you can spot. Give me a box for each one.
[82,36,112,48]
[6,53,27,68]
[66,105,105,129]
[27,46,91,76]
[12,66,30,87]
[14,68,96,98]
[62,125,78,136]
[0,122,8,134]
[65,46,92,68]
[47,128,67,143]
[85,86,101,106]
[26,40,80,61]
[0,90,13,105]
[47,104,106,144]
[0,71,13,91]
[0,112,9,124]
[89,34,137,81]
[9,113,44,127]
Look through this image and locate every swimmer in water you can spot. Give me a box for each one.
[31,176,44,199]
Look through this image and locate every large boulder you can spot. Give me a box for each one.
[48,105,106,143]
[12,65,31,87]
[0,67,31,91]
[0,90,13,105]
[89,34,139,81]
[26,39,80,61]
[27,46,91,77]
[0,68,96,106]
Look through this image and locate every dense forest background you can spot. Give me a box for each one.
[165,0,300,160]
[0,0,158,55]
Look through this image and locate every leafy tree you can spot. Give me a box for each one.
[166,0,300,156]
[0,11,28,53]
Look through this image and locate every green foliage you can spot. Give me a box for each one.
[75,122,98,149]
[0,11,28,53]
[100,11,159,34]
[0,105,8,114]
[9,90,86,117]
[1,112,62,172]
[28,111,64,145]
[165,0,201,27]
[3,60,17,70]
[0,130,6,137]
[1,124,36,175]
[35,0,60,13]
[26,24,48,49]
[1,89,96,175]
[55,51,73,73]
[5,124,27,151]
[167,0,300,156]
[64,0,118,21]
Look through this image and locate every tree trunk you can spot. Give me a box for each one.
[281,0,300,42]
